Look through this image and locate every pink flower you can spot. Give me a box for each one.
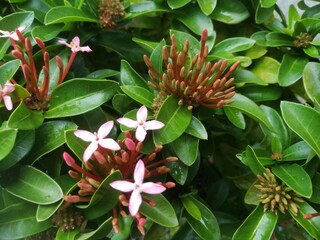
[0,26,26,41]
[58,36,92,53]
[117,106,164,142]
[110,160,166,216]
[0,81,15,110]
[74,121,120,161]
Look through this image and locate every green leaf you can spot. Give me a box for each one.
[140,194,178,227]
[120,60,149,88]
[120,86,154,108]
[45,79,119,118]
[112,94,134,115]
[272,164,312,198]
[180,195,202,220]
[171,133,199,166]
[185,116,208,139]
[250,57,280,84]
[255,4,274,24]
[310,173,320,204]
[303,62,320,103]
[0,130,35,171]
[212,38,255,54]
[170,29,202,56]
[223,93,273,131]
[279,54,308,86]
[76,217,113,240]
[125,1,169,19]
[31,24,64,42]
[167,0,191,9]
[183,195,220,240]
[260,0,277,8]
[265,32,294,47]
[197,0,216,15]
[211,0,249,24]
[5,165,63,204]
[56,228,79,240]
[0,203,51,240]
[303,45,319,58]
[167,160,188,185]
[10,84,31,104]
[233,69,267,85]
[150,39,166,74]
[281,101,320,158]
[44,6,98,24]
[283,141,312,161]
[243,146,265,176]
[24,120,77,164]
[224,107,246,129]
[8,101,44,130]
[154,95,192,145]
[290,202,320,240]
[240,85,281,102]
[0,128,17,161]
[65,130,87,161]
[232,204,278,240]
[0,60,20,85]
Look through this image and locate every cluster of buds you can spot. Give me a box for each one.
[254,168,304,216]
[52,206,84,232]
[63,106,176,235]
[98,0,125,29]
[271,152,283,161]
[294,32,313,48]
[2,26,91,111]
[144,29,240,111]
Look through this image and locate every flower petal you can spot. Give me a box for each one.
[99,138,120,151]
[3,96,13,110]
[134,160,145,185]
[83,142,98,161]
[72,36,80,46]
[137,106,148,123]
[129,190,142,216]
[140,182,166,194]
[110,180,135,192]
[97,121,114,139]
[58,40,71,48]
[80,46,92,52]
[117,118,138,128]
[3,82,15,95]
[143,120,164,130]
[74,130,96,142]
[135,125,147,142]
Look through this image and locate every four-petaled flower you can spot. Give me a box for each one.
[117,106,164,142]
[58,36,92,53]
[0,26,25,41]
[110,159,166,216]
[0,81,15,110]
[74,121,120,161]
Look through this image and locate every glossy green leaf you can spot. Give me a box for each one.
[87,69,119,79]
[132,37,158,52]
[0,128,17,161]
[9,84,31,104]
[8,101,44,130]
[175,4,214,37]
[232,204,278,240]
[250,57,280,84]
[45,79,119,118]
[265,32,294,47]
[310,173,320,204]
[0,130,35,171]
[65,130,88,161]
[5,165,63,204]
[77,217,113,240]
[251,31,269,47]
[260,0,277,8]
[185,116,208,139]
[212,38,255,54]
[255,4,274,24]
[120,60,149,88]
[140,194,178,227]
[120,86,154,108]
[112,94,134,115]
[125,1,169,19]
[303,62,320,103]
[240,85,281,102]
[167,160,188,185]
[183,195,220,240]
[211,0,249,24]
[36,174,77,222]
[224,94,273,131]
[281,101,320,158]
[56,228,79,240]
[31,24,63,42]
[171,133,199,166]
[154,95,192,145]
[197,0,216,15]
[243,146,265,176]
[0,60,20,85]
[150,39,166,74]
[0,203,51,240]
[44,6,98,24]
[272,163,312,198]
[24,120,77,164]
[168,0,191,9]
[303,45,319,58]
[290,202,320,240]
[283,141,312,161]
[224,107,246,129]
[233,69,267,86]
[181,195,201,220]
[279,54,308,86]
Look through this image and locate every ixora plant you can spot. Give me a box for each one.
[1,0,320,240]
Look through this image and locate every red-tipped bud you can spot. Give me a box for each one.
[124,138,135,151]
[63,152,76,167]
[165,182,176,188]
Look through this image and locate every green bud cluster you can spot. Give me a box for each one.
[98,0,125,29]
[254,168,304,216]
[294,32,313,48]
[52,207,84,232]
